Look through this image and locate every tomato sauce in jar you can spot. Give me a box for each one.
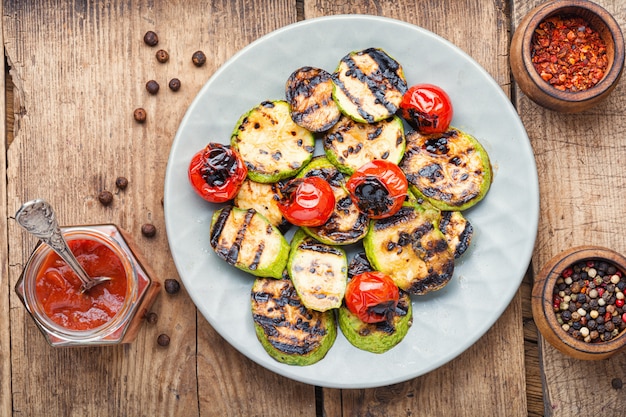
[35,239,128,331]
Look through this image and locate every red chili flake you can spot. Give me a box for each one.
[562,267,573,278]
[531,14,608,92]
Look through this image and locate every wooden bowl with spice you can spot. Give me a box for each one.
[510,0,625,113]
[532,246,626,360]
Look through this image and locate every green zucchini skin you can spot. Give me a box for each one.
[210,206,290,279]
[287,229,348,312]
[338,290,412,354]
[400,127,493,211]
[251,277,337,366]
[231,100,315,183]
[332,48,408,124]
[364,205,455,295]
[297,156,369,245]
[285,66,341,132]
[323,115,405,175]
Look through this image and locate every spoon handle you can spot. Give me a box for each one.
[15,199,93,287]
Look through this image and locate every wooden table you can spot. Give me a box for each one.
[1,1,625,415]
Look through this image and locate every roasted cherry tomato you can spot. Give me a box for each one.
[188,143,248,203]
[399,83,453,134]
[278,177,335,227]
[346,160,408,219]
[345,271,400,324]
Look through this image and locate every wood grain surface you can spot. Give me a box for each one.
[4,0,622,416]
[512,1,626,416]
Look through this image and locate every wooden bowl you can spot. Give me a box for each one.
[532,246,626,360]
[510,0,625,113]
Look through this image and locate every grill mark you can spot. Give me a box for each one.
[210,205,233,248]
[225,208,256,264]
[299,240,344,257]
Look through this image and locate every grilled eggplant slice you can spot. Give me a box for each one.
[332,48,408,124]
[251,277,337,366]
[234,179,289,232]
[286,66,341,132]
[287,229,348,312]
[297,156,369,245]
[400,127,492,211]
[439,210,473,259]
[338,290,412,354]
[324,115,405,175]
[364,205,455,295]
[231,100,315,183]
[210,206,290,279]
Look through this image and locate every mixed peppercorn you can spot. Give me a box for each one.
[531,14,608,92]
[552,259,626,343]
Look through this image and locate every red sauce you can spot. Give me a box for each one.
[35,239,128,331]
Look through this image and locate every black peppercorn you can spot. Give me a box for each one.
[612,377,623,389]
[192,50,206,67]
[168,78,181,91]
[115,176,129,190]
[143,31,158,46]
[157,333,170,347]
[156,49,169,63]
[98,190,113,206]
[133,108,147,123]
[145,312,158,324]
[141,223,157,238]
[146,80,160,95]
[164,278,181,294]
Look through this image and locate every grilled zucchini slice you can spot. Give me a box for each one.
[338,290,412,354]
[234,179,289,232]
[439,210,473,259]
[364,205,455,295]
[210,206,290,279]
[286,66,341,132]
[332,48,407,124]
[298,156,369,245]
[251,277,337,366]
[231,100,315,183]
[400,127,492,211]
[323,115,405,175]
[287,229,348,312]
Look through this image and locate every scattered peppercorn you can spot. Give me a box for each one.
[98,190,113,206]
[143,31,158,47]
[156,49,169,63]
[145,312,158,324]
[164,278,181,294]
[141,223,157,238]
[168,78,181,91]
[133,108,147,123]
[553,259,626,343]
[192,50,207,67]
[146,80,160,95]
[115,176,129,190]
[611,377,623,389]
[157,333,170,347]
[531,14,608,92]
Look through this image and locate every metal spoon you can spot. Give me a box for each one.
[15,199,111,293]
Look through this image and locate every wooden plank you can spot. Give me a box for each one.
[304,1,528,416]
[512,1,626,416]
[3,1,316,416]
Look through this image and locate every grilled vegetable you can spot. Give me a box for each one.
[231,100,315,183]
[400,127,492,211]
[234,179,289,231]
[344,271,399,324]
[287,229,348,312]
[251,277,336,366]
[338,290,412,354]
[364,205,455,295]
[285,66,341,132]
[298,156,369,245]
[323,115,405,174]
[277,177,335,227]
[399,83,454,134]
[439,210,473,259]
[332,48,408,124]
[188,143,248,203]
[210,206,290,279]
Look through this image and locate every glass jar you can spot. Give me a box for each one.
[15,224,160,347]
